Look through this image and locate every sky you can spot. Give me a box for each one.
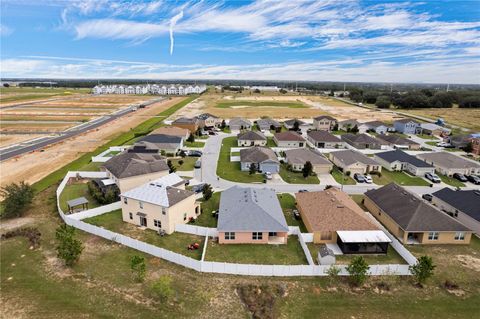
[1,0,480,83]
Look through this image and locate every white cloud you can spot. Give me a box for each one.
[0,24,14,36]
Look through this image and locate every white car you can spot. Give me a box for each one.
[363,175,373,184]
[436,142,451,147]
[265,172,273,180]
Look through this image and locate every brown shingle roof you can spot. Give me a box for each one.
[284,148,332,166]
[240,147,279,164]
[314,115,337,121]
[295,188,379,232]
[151,126,189,138]
[103,152,168,179]
[307,130,342,143]
[274,131,305,141]
[238,130,267,141]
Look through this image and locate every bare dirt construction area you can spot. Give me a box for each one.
[0,134,45,148]
[173,93,399,122]
[0,97,184,187]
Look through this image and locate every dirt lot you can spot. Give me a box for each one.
[398,107,480,132]
[0,122,76,132]
[173,93,399,122]
[0,134,46,148]
[0,97,184,187]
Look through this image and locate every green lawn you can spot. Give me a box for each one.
[331,166,356,185]
[349,194,368,211]
[216,101,308,109]
[59,181,99,213]
[184,141,205,148]
[279,164,320,184]
[277,193,307,232]
[371,170,430,186]
[84,210,205,260]
[169,157,197,171]
[205,236,308,265]
[78,161,103,171]
[332,130,348,135]
[417,134,438,140]
[266,137,277,147]
[231,151,240,156]
[216,137,264,183]
[306,243,407,265]
[196,192,221,228]
[426,141,438,146]
[437,173,465,187]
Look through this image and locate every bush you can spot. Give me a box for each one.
[326,265,341,283]
[130,255,146,282]
[55,224,83,267]
[409,255,435,286]
[0,182,35,219]
[178,159,184,166]
[151,275,174,300]
[346,256,369,286]
[1,227,41,248]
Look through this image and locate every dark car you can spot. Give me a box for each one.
[354,173,365,183]
[191,183,206,193]
[467,175,480,185]
[422,194,433,201]
[298,189,308,193]
[453,173,468,182]
[188,150,203,157]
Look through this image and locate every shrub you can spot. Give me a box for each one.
[202,184,213,201]
[0,181,35,219]
[346,256,369,286]
[409,255,436,286]
[326,265,341,283]
[178,159,184,166]
[151,275,174,300]
[130,255,146,282]
[55,224,83,267]
[1,227,41,248]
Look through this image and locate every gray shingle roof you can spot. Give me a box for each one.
[395,118,419,124]
[284,119,306,126]
[375,150,433,168]
[229,117,251,127]
[365,183,469,232]
[417,152,480,169]
[330,149,379,166]
[257,118,281,130]
[103,152,168,178]
[432,188,480,222]
[341,133,384,145]
[218,186,288,232]
[365,120,387,128]
[173,117,198,124]
[285,148,332,165]
[314,115,336,121]
[238,131,267,141]
[307,130,342,142]
[274,131,305,141]
[137,134,182,150]
[240,147,279,164]
[376,134,419,146]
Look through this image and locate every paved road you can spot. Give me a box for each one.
[200,133,480,195]
[0,97,165,161]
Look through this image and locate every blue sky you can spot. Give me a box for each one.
[1,0,480,83]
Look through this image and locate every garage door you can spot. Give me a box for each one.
[313,165,331,174]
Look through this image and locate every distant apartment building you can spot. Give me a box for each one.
[92,84,207,95]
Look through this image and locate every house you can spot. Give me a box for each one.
[364,121,389,134]
[313,115,337,131]
[341,133,385,149]
[416,152,480,176]
[295,188,391,254]
[197,113,222,128]
[273,131,306,148]
[472,137,480,155]
[448,135,472,149]
[417,123,451,136]
[151,126,190,140]
[284,148,333,174]
[120,173,200,235]
[364,183,472,244]
[375,134,420,150]
[172,117,199,133]
[432,188,480,235]
[394,119,420,134]
[228,118,252,131]
[284,119,309,131]
[240,147,280,173]
[136,134,183,154]
[329,150,382,175]
[237,131,267,146]
[217,186,289,244]
[374,150,435,176]
[338,119,359,132]
[307,130,346,149]
[102,152,169,192]
[257,118,282,132]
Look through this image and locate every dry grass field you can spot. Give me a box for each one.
[0,87,90,105]
[399,107,480,131]
[0,122,75,132]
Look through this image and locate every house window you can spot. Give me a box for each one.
[123,197,128,204]
[129,212,133,220]
[183,213,187,221]
[320,231,332,240]
[252,232,263,240]
[454,232,465,241]
[224,232,235,240]
[428,232,439,240]
[154,220,162,228]
[139,201,143,209]
[268,232,277,237]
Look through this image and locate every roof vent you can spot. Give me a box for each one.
[337,205,344,208]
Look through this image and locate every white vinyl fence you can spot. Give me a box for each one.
[91,146,127,163]
[57,171,414,277]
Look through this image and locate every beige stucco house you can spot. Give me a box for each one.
[313,115,337,131]
[237,131,267,146]
[329,150,382,175]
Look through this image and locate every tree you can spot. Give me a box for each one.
[375,96,391,109]
[130,255,146,282]
[55,224,83,267]
[249,163,257,175]
[0,182,35,219]
[302,161,313,178]
[253,89,261,93]
[462,141,473,153]
[202,183,213,201]
[293,120,300,131]
[409,255,436,285]
[151,275,174,300]
[332,123,339,131]
[346,256,369,286]
[350,125,359,134]
[326,265,341,283]
[167,160,176,173]
[3,83,10,88]
[279,88,287,94]
[178,159,184,166]
[221,119,226,129]
[362,91,379,104]
[187,133,195,143]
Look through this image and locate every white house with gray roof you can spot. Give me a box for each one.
[417,152,480,176]
[237,131,267,146]
[120,173,199,234]
[217,186,289,244]
[374,150,435,176]
[240,147,280,173]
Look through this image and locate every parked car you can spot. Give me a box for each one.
[422,194,433,201]
[453,173,468,182]
[265,172,273,180]
[194,160,201,169]
[363,175,373,184]
[188,150,203,157]
[354,173,366,183]
[293,209,300,220]
[436,142,451,147]
[467,175,480,185]
[425,172,441,183]
[298,189,308,193]
[208,131,216,136]
[191,183,206,193]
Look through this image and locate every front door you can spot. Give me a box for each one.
[140,216,147,227]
